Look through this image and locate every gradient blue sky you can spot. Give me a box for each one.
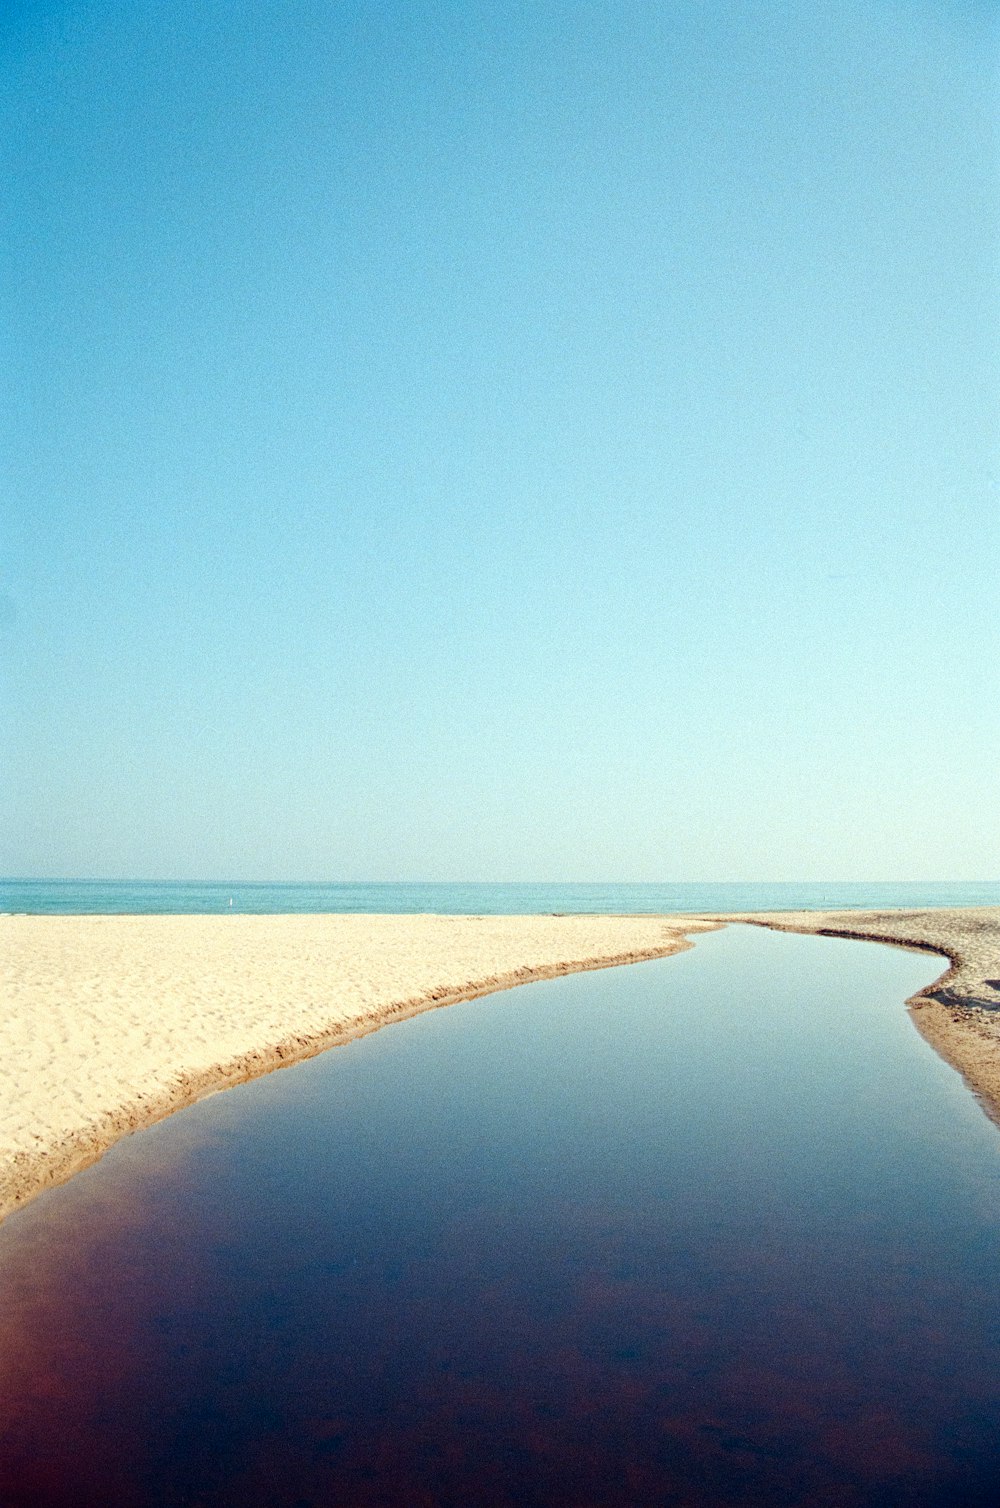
[2,0,997,881]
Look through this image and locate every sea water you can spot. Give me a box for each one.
[2,877,999,914]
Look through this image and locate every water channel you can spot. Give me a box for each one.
[3,925,1000,1505]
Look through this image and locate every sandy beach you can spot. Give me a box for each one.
[3,906,1000,1230]
[0,912,715,1226]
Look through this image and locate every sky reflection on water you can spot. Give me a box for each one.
[2,927,1000,1505]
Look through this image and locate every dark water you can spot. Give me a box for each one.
[3,927,1000,1506]
[3,877,1000,914]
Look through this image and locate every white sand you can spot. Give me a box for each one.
[0,912,714,1225]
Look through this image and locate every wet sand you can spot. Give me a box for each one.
[0,913,715,1226]
[715,908,1000,1129]
[4,906,1000,1230]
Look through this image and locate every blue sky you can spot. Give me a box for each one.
[2,0,997,881]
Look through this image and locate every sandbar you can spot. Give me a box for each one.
[0,912,715,1226]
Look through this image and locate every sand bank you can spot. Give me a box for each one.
[715,908,1000,1127]
[0,912,715,1226]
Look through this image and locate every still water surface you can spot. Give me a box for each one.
[3,927,1000,1505]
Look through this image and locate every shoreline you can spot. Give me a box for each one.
[4,906,1000,1231]
[0,913,717,1228]
[708,908,1000,1130]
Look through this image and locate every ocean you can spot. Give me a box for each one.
[2,878,998,915]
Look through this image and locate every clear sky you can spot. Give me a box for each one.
[2,0,997,882]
